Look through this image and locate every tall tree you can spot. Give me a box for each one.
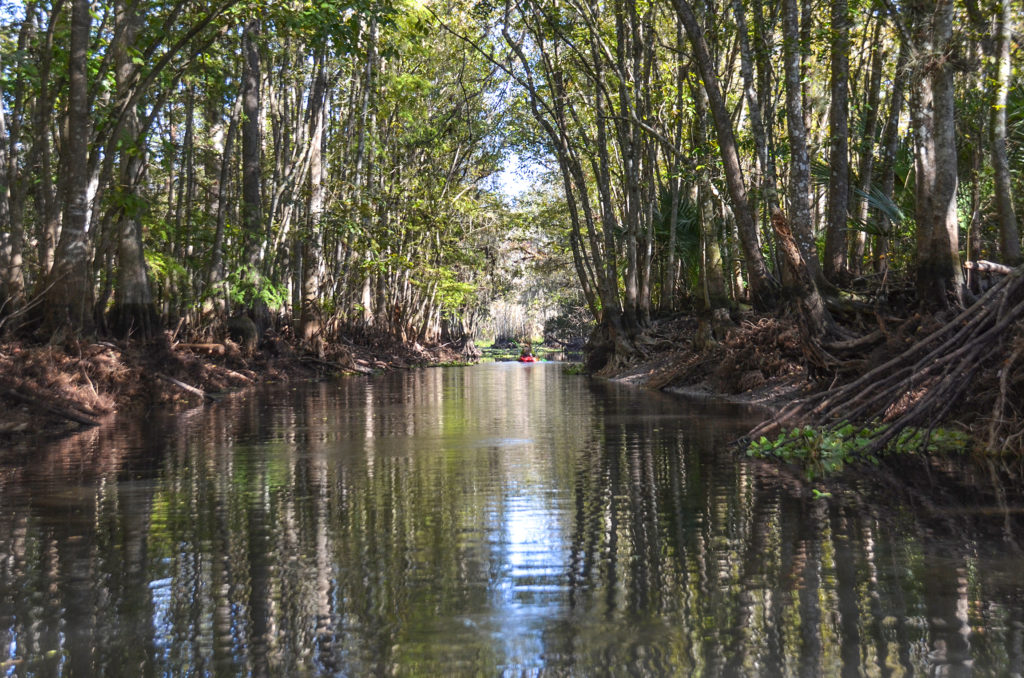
[110,0,158,338]
[240,18,264,275]
[902,0,965,308]
[781,0,822,290]
[990,0,1020,266]
[43,0,94,336]
[0,13,34,313]
[300,56,327,342]
[824,0,850,282]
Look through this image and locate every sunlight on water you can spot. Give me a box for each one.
[1,363,1023,675]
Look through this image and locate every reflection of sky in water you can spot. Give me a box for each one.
[489,488,570,669]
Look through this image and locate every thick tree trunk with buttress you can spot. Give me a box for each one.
[908,0,964,310]
[109,0,157,339]
[771,209,838,375]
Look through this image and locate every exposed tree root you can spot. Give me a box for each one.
[749,264,1024,454]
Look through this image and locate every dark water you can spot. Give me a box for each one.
[2,363,1023,676]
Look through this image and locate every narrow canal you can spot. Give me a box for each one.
[2,363,1022,675]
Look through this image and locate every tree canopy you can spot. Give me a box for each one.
[0,0,1021,368]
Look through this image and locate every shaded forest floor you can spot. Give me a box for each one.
[0,331,464,443]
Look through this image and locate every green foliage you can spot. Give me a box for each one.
[747,425,863,479]
[747,423,972,479]
[226,265,287,311]
[145,250,187,283]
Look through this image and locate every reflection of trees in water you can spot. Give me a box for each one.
[2,374,1024,675]
[561,388,1024,675]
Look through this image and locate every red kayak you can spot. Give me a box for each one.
[518,355,537,363]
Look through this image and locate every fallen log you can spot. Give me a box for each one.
[0,387,101,427]
[154,373,214,401]
[965,260,1013,275]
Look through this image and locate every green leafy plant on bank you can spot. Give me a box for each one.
[227,265,287,311]
[746,423,972,479]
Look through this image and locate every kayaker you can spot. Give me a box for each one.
[519,343,535,362]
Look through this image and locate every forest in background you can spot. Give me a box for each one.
[0,0,1023,448]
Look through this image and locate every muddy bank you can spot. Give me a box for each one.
[604,313,821,414]
[0,332,464,443]
[605,307,1023,459]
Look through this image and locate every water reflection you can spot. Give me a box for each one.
[1,363,1023,676]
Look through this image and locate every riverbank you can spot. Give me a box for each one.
[604,313,819,413]
[604,308,1023,456]
[0,332,463,442]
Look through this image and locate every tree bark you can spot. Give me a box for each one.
[907,0,964,309]
[872,43,908,274]
[300,56,327,342]
[771,208,836,364]
[990,0,1020,265]
[110,0,157,339]
[240,18,264,273]
[692,84,729,311]
[824,0,850,282]
[732,0,779,214]
[207,95,241,310]
[43,0,94,336]
[0,15,34,313]
[781,0,824,291]
[849,23,883,275]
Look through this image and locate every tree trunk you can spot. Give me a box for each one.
[300,57,327,342]
[43,0,94,336]
[849,25,883,276]
[31,3,60,280]
[207,95,241,310]
[824,0,850,282]
[109,0,157,339]
[733,0,779,214]
[659,24,687,313]
[991,0,1020,266]
[675,0,778,310]
[0,16,34,313]
[771,208,837,376]
[692,84,729,311]
[967,147,983,293]
[908,0,964,309]
[781,0,824,291]
[240,18,263,273]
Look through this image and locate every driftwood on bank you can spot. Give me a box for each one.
[0,384,101,427]
[154,373,214,401]
[749,263,1024,453]
[299,355,374,374]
